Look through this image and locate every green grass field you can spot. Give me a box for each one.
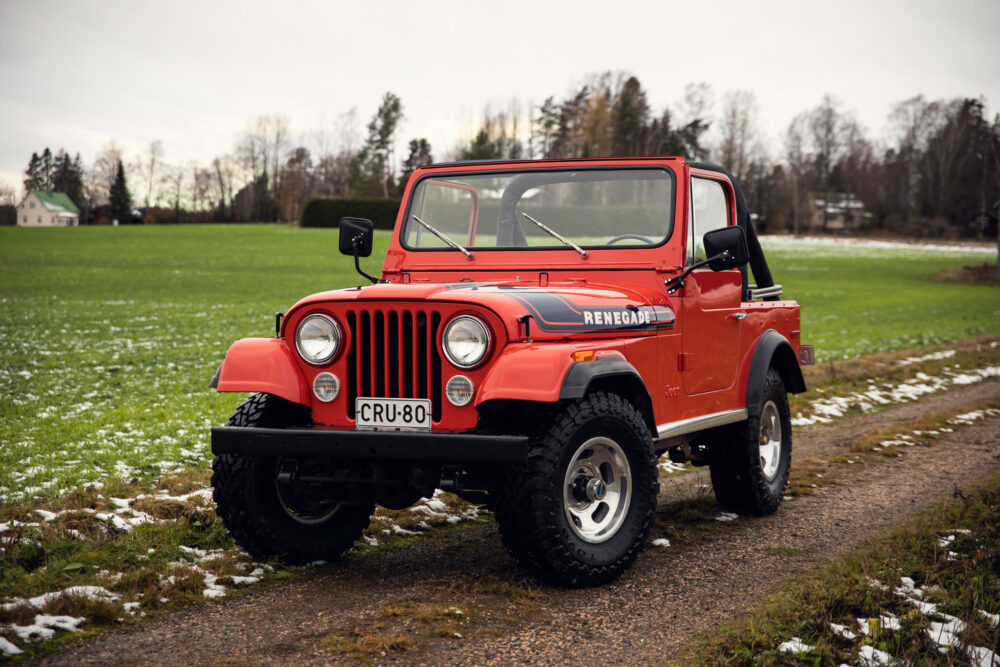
[0,225,997,505]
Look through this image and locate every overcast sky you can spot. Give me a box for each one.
[2,0,998,199]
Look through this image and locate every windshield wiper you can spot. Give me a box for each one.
[411,215,473,258]
[520,211,588,258]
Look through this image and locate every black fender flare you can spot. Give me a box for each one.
[745,330,807,415]
[559,356,657,434]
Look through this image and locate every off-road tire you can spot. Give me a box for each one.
[211,393,374,564]
[493,392,659,587]
[708,368,791,515]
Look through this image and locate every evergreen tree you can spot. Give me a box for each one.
[398,139,433,189]
[24,152,43,192]
[109,159,132,224]
[611,77,650,156]
[349,92,404,197]
[52,150,84,206]
[40,148,53,188]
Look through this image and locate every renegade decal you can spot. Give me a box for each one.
[446,285,673,333]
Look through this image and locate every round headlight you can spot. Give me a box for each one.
[442,315,490,368]
[295,314,341,365]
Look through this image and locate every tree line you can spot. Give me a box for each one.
[5,73,999,239]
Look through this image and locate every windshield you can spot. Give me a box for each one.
[403,168,674,251]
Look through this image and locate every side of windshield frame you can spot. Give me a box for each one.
[398,165,678,253]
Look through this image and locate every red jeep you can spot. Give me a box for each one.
[209,157,810,586]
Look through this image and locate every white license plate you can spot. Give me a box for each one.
[355,398,432,431]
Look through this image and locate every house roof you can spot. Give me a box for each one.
[31,190,79,214]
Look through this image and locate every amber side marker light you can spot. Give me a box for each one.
[573,351,596,362]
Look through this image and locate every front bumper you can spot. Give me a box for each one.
[211,426,529,464]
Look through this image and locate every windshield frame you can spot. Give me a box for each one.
[399,166,677,254]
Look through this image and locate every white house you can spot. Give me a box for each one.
[17,190,80,226]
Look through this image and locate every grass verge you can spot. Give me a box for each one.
[672,473,1000,666]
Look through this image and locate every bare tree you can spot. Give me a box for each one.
[139,140,164,208]
[90,141,124,204]
[211,154,237,216]
[717,90,760,182]
[0,179,16,206]
[160,163,185,222]
[784,114,808,235]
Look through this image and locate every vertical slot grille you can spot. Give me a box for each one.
[346,307,443,421]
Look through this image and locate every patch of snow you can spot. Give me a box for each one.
[858,645,892,666]
[905,596,939,615]
[879,612,901,631]
[0,636,22,655]
[865,577,888,591]
[829,622,857,640]
[777,637,813,654]
[898,350,957,366]
[967,645,999,667]
[1,585,120,612]
[122,601,142,616]
[715,512,738,522]
[10,614,85,641]
[938,535,955,548]
[659,460,687,473]
[652,538,670,548]
[229,576,260,586]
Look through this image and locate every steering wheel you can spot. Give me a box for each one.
[606,234,654,245]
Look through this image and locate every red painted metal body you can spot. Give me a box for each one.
[215,157,803,436]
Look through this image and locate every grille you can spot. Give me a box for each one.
[345,308,443,421]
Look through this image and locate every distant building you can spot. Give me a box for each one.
[808,192,872,232]
[17,190,80,226]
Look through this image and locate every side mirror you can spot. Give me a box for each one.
[338,217,374,257]
[703,226,749,271]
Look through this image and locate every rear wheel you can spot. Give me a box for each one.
[211,394,374,564]
[708,368,791,515]
[493,392,658,587]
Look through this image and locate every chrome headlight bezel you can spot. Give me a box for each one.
[442,315,491,369]
[295,313,342,365]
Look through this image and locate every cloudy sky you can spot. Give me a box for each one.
[1,0,998,198]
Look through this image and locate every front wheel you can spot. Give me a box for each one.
[709,368,792,515]
[211,394,374,564]
[493,392,659,587]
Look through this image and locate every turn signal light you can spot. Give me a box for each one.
[573,350,596,362]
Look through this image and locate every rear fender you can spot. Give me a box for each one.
[745,330,807,415]
[213,337,310,406]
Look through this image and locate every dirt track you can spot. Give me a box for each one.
[33,381,1000,666]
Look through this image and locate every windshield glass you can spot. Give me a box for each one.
[403,168,674,251]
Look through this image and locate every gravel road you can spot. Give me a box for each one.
[32,381,1000,666]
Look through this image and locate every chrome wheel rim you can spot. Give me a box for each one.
[563,437,632,543]
[275,459,341,525]
[758,400,782,481]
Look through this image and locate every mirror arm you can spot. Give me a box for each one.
[663,250,730,295]
[353,234,379,285]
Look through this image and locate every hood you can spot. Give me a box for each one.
[285,280,675,341]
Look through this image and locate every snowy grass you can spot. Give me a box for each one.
[676,472,1000,666]
[0,225,391,505]
[1,227,996,505]
[758,235,999,361]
